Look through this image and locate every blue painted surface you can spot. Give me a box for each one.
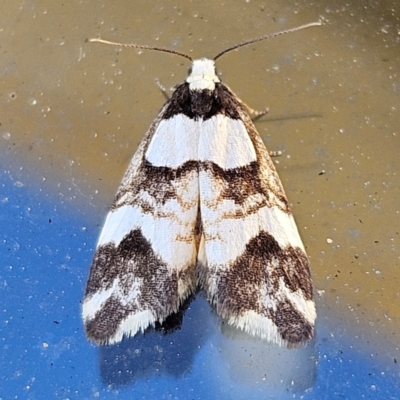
[1,169,399,400]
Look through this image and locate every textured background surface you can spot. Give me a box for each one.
[1,1,399,398]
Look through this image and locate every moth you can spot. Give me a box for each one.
[82,22,320,347]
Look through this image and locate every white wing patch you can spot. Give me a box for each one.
[146,114,256,169]
[96,203,197,267]
[198,115,257,168]
[146,114,199,168]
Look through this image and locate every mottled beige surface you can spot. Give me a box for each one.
[1,0,399,366]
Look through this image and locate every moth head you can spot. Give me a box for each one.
[186,58,220,91]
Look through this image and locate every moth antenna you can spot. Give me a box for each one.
[89,38,193,62]
[213,21,322,61]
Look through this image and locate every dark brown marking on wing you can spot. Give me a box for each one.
[84,228,196,344]
[200,231,314,346]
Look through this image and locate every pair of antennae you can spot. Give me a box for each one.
[89,21,321,62]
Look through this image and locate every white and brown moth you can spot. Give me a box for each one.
[82,22,320,347]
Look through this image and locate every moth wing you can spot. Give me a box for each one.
[82,100,200,345]
[198,87,316,347]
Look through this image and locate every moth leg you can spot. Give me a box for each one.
[232,92,280,156]
[269,150,282,157]
[223,84,269,120]
[237,97,269,120]
[246,104,269,119]
[155,79,176,101]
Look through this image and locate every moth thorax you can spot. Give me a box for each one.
[186,58,220,91]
